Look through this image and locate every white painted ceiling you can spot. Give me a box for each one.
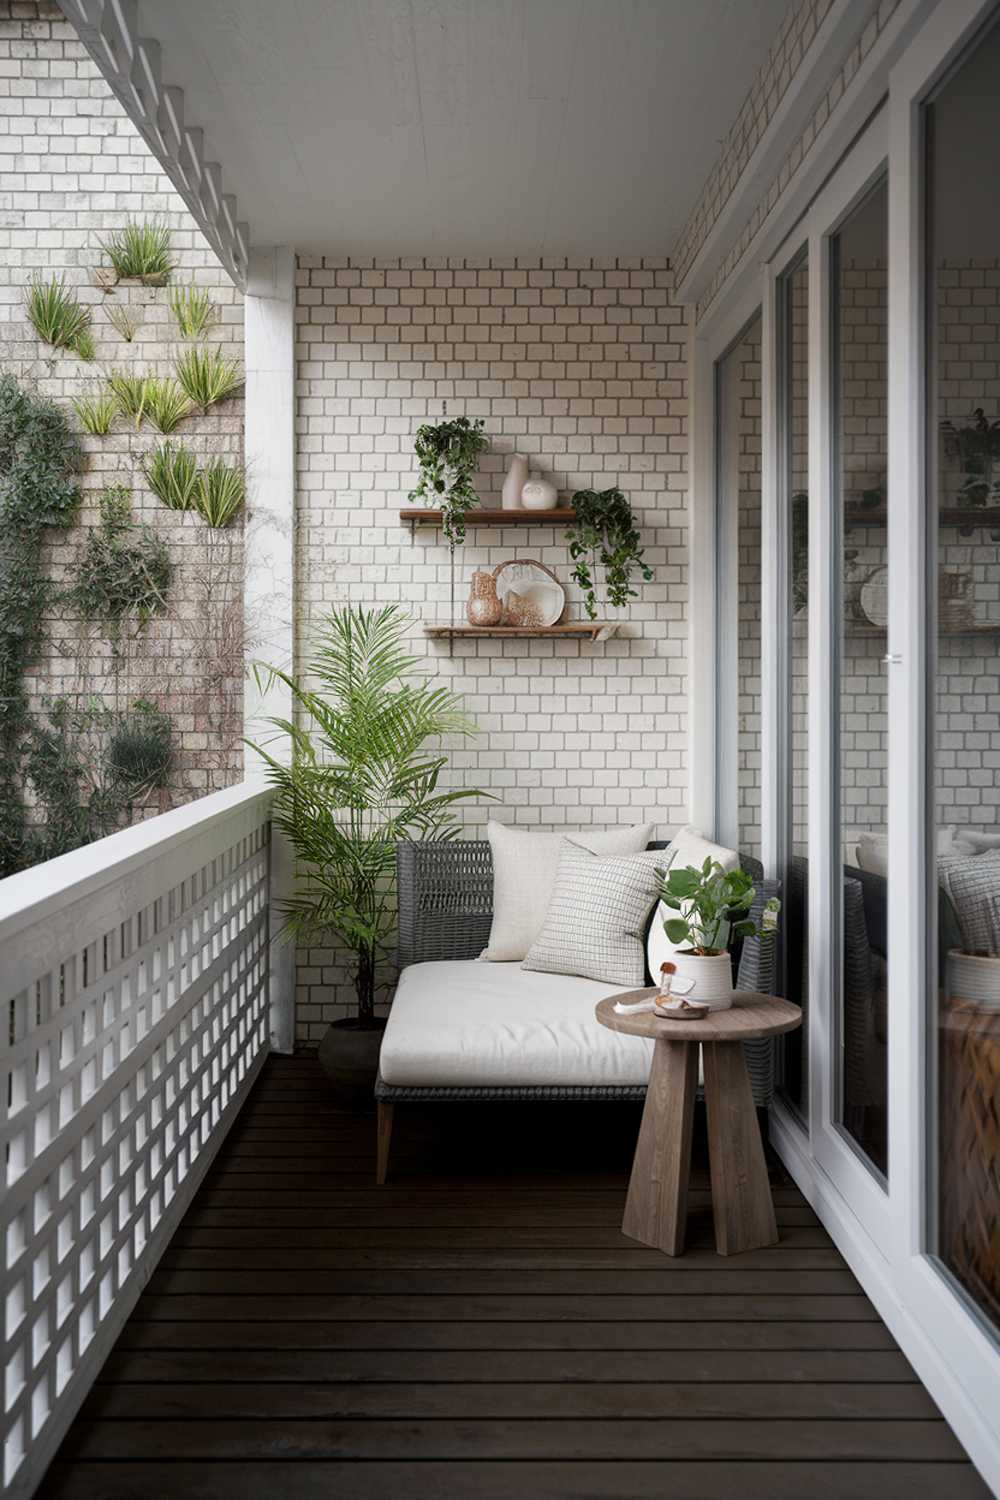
[139,0,790,259]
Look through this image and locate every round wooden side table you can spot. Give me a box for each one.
[596,990,802,1258]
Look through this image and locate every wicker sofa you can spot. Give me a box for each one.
[374,839,779,1183]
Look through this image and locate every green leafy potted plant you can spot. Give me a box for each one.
[249,605,484,1102]
[408,415,489,545]
[567,487,653,620]
[657,859,780,1011]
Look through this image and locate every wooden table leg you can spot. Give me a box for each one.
[622,1038,698,1256]
[703,1039,778,1255]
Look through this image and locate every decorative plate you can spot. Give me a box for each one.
[859,565,888,627]
[492,559,565,628]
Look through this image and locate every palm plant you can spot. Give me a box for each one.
[175,346,242,411]
[23,275,93,358]
[106,301,141,342]
[194,459,244,526]
[106,371,151,430]
[144,442,199,511]
[145,377,191,433]
[249,605,483,1026]
[72,391,118,436]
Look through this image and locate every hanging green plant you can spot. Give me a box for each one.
[408,416,488,545]
[0,374,81,875]
[67,486,171,630]
[566,488,653,620]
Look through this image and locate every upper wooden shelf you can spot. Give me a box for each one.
[845,505,1000,528]
[400,507,575,528]
[424,622,622,643]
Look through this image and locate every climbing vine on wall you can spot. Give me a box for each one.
[0,374,82,875]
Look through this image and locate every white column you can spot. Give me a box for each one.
[244,244,296,1052]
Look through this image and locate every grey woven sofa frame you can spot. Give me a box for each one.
[374,839,779,1184]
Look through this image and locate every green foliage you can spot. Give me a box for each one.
[72,391,118,436]
[0,375,81,875]
[248,606,484,1023]
[175,346,242,411]
[106,302,141,342]
[941,408,1000,505]
[657,859,780,957]
[67,486,171,630]
[100,220,174,280]
[23,275,93,358]
[106,370,152,430]
[145,441,199,511]
[194,459,244,527]
[407,416,488,545]
[567,488,653,620]
[145,377,192,433]
[24,695,172,864]
[791,491,808,613]
[170,284,216,339]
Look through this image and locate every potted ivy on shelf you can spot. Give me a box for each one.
[567,487,653,620]
[657,859,780,1011]
[408,415,489,545]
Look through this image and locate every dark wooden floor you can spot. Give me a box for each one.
[38,1055,989,1500]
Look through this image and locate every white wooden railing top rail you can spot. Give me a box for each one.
[1,782,275,1498]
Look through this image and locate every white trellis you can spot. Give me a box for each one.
[1,783,274,1498]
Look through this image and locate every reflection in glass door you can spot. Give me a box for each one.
[831,178,890,1178]
[926,17,1000,1337]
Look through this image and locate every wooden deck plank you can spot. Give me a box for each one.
[35,1055,988,1500]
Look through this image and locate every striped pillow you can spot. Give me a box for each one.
[521,845,663,987]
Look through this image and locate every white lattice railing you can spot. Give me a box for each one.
[1,782,276,1498]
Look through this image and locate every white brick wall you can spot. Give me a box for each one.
[0,0,246,809]
[294,254,689,1042]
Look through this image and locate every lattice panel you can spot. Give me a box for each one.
[2,806,271,1497]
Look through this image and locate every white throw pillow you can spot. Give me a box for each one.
[482,819,654,962]
[522,845,664,987]
[646,826,740,981]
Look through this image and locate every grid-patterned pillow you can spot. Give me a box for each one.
[521,845,663,986]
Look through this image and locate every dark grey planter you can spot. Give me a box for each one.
[318,1016,387,1108]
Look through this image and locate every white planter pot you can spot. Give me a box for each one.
[670,951,734,1011]
[946,949,1000,1012]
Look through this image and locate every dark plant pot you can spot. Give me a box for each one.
[318,1016,387,1109]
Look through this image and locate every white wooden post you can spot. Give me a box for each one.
[245,245,296,1053]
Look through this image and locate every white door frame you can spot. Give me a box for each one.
[691,2,1000,1488]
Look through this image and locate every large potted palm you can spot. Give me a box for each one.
[250,605,482,1101]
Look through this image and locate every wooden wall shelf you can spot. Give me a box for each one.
[424,622,622,643]
[846,622,1000,638]
[845,505,1000,529]
[401,507,575,528]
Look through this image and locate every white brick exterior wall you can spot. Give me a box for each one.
[0,0,246,810]
[293,254,689,1041]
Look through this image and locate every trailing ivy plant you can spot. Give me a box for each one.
[0,374,82,875]
[408,416,488,545]
[566,488,653,620]
[67,486,171,634]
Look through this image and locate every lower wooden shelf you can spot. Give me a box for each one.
[424,622,623,642]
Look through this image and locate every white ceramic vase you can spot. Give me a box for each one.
[946,949,1000,1012]
[502,454,529,510]
[669,951,734,1011]
[521,476,558,511]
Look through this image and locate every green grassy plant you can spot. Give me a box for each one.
[175,346,242,411]
[106,302,141,341]
[194,460,245,527]
[145,442,199,511]
[106,371,151,430]
[72,392,117,436]
[100,220,174,280]
[145,378,191,434]
[169,284,215,339]
[23,275,93,358]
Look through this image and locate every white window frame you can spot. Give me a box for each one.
[691,2,1000,1487]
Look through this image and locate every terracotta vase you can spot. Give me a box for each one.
[466,570,503,626]
[501,453,529,510]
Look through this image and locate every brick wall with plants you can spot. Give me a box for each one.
[293,253,688,1042]
[0,0,246,874]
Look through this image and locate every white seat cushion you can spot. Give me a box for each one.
[379,960,655,1088]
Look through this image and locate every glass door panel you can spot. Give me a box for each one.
[831,177,890,1178]
[778,254,810,1117]
[926,17,1000,1336]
